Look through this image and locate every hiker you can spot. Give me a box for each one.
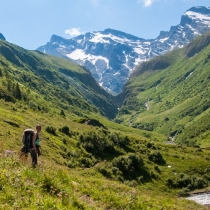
[20,124,42,167]
[30,125,42,167]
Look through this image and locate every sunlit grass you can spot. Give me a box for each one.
[0,153,208,210]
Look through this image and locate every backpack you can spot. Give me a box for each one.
[21,129,34,153]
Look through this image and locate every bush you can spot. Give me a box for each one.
[45,126,57,135]
[167,173,206,190]
[59,126,71,136]
[178,188,190,197]
[78,131,116,156]
[60,109,66,117]
[112,153,150,181]
[109,132,130,147]
[78,156,96,168]
[62,138,67,145]
[148,151,166,165]
[97,166,113,178]
[154,165,161,173]
[78,130,130,158]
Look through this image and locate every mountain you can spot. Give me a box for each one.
[0,39,118,119]
[115,30,210,146]
[0,33,6,41]
[37,6,210,95]
[0,29,210,210]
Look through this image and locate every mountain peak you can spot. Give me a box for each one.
[180,6,210,28]
[187,6,210,14]
[102,28,142,41]
[50,34,65,43]
[0,33,6,41]
[37,6,210,95]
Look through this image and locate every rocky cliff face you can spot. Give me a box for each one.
[37,6,210,95]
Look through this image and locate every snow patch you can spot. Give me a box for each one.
[66,49,109,68]
[113,71,121,76]
[59,45,66,48]
[89,32,134,44]
[159,37,169,43]
[185,11,210,25]
[134,47,144,54]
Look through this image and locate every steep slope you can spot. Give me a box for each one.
[37,6,210,95]
[0,39,118,119]
[115,31,210,146]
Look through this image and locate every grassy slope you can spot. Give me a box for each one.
[116,31,210,146]
[0,100,210,209]
[0,38,209,209]
[0,40,118,119]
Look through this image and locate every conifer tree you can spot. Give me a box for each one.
[7,80,12,92]
[15,83,22,100]
[60,109,66,117]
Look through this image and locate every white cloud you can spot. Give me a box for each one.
[138,0,158,7]
[65,27,83,37]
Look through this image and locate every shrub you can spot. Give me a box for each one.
[62,138,67,145]
[109,132,129,147]
[178,188,190,197]
[45,126,57,135]
[146,142,155,149]
[112,153,150,181]
[167,178,174,188]
[97,166,113,178]
[78,156,96,168]
[167,173,206,190]
[78,131,116,156]
[60,109,66,117]
[154,165,161,173]
[148,151,166,165]
[59,126,71,136]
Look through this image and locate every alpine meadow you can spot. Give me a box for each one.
[1,22,210,210]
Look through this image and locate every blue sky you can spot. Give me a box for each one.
[0,0,209,50]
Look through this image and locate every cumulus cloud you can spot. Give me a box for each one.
[64,27,83,37]
[138,0,158,7]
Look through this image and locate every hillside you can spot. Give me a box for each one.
[37,6,210,95]
[115,31,210,147]
[0,39,118,119]
[0,99,210,209]
[0,39,210,209]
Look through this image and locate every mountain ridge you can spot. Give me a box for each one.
[37,6,210,95]
[0,39,118,119]
[0,7,210,210]
[116,30,210,146]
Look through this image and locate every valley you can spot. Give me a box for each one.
[0,6,210,208]
[37,6,210,95]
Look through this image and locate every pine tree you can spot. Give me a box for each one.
[60,109,66,117]
[0,69,3,77]
[15,83,22,100]
[7,79,12,92]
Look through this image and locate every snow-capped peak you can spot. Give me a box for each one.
[37,6,210,95]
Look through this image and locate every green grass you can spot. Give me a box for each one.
[0,153,209,209]
[0,39,118,119]
[0,99,210,209]
[116,31,210,147]
[0,34,210,209]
